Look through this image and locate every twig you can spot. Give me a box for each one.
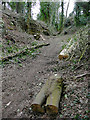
[74,64,83,70]
[69,53,74,61]
[75,72,90,79]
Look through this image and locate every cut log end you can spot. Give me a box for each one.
[31,104,45,113]
[31,74,63,115]
[45,105,58,115]
[58,54,69,60]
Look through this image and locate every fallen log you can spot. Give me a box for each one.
[1,43,50,61]
[58,38,77,60]
[45,75,63,115]
[31,74,63,114]
[58,49,69,60]
[31,78,52,113]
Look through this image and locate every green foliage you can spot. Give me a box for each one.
[62,44,66,50]
[37,2,60,30]
[6,46,13,53]
[37,2,51,23]
[64,18,71,27]
[74,37,77,42]
[75,114,82,120]
[7,2,25,13]
[67,38,71,42]
[79,15,87,25]
[7,2,16,11]
[75,114,89,120]
[74,2,89,26]
[0,19,4,28]
[0,44,3,48]
[19,63,23,67]
[31,41,38,46]
[1,41,41,66]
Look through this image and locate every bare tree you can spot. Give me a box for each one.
[2,2,6,10]
[66,0,70,17]
[59,0,64,32]
[27,2,32,18]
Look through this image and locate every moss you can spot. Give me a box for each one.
[7,26,14,30]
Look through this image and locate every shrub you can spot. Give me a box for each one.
[79,15,87,25]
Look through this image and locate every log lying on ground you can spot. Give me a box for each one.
[31,78,52,113]
[58,49,69,60]
[31,74,63,114]
[45,75,63,115]
[1,43,50,61]
[58,38,77,60]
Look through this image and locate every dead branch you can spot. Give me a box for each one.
[1,43,50,61]
[75,72,90,79]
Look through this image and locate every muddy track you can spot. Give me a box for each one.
[2,34,73,118]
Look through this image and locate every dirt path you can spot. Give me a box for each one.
[2,34,73,118]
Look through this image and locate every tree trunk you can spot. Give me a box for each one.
[75,2,80,26]
[27,2,32,18]
[16,2,19,13]
[31,74,63,114]
[27,2,32,33]
[66,0,70,17]
[45,77,63,115]
[47,3,50,24]
[59,0,64,32]
[31,78,52,113]
[2,2,6,10]
[58,38,78,60]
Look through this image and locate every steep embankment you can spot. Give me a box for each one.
[1,9,51,62]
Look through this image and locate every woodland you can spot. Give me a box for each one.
[1,0,90,119]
